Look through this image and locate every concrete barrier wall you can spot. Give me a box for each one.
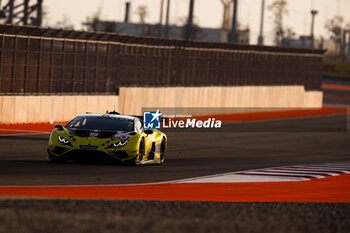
[0,86,323,124]
[119,86,323,116]
[0,95,119,124]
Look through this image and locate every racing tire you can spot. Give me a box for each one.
[135,138,145,165]
[159,138,166,165]
[48,150,66,163]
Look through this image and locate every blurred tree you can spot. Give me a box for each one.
[41,5,50,26]
[268,0,288,46]
[84,8,101,31]
[281,27,296,47]
[325,16,350,60]
[178,16,202,40]
[56,14,74,29]
[136,5,148,24]
[136,5,148,35]
[284,27,296,39]
[83,10,115,33]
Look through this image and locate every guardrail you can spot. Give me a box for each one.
[0,25,325,94]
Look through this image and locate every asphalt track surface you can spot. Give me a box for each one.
[323,76,350,107]
[0,114,349,186]
[0,115,350,233]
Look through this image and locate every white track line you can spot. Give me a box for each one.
[174,162,350,183]
[0,162,349,187]
[264,169,340,176]
[244,169,336,176]
[287,166,350,171]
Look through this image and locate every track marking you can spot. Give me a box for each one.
[0,128,50,136]
[264,168,345,175]
[322,83,350,91]
[324,95,350,101]
[173,162,350,183]
[0,162,349,187]
[0,173,349,202]
[0,162,350,202]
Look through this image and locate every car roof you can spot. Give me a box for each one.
[77,113,136,121]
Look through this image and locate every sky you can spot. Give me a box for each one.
[43,0,350,45]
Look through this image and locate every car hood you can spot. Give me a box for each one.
[66,128,133,139]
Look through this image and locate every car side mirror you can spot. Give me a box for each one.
[144,129,153,135]
[55,124,64,131]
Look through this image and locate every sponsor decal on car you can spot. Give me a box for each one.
[113,132,131,140]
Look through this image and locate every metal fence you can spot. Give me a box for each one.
[0,25,325,94]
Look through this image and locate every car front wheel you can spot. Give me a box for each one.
[135,139,145,165]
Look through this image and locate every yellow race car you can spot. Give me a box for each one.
[47,112,167,165]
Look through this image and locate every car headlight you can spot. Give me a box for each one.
[106,140,128,149]
[58,135,72,146]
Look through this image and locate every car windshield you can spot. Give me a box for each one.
[66,116,134,132]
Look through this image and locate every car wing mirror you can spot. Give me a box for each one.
[55,124,64,131]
